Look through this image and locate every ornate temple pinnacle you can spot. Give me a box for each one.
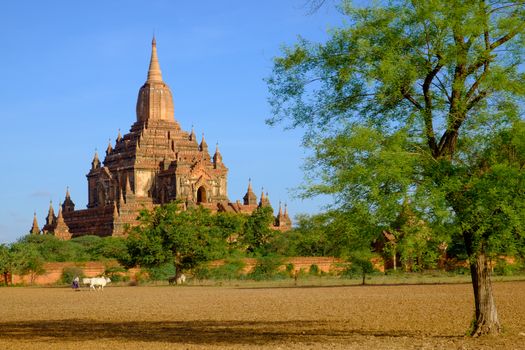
[136,38,175,123]
[147,36,163,83]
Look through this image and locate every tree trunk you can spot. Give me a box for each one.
[393,249,397,271]
[469,251,501,336]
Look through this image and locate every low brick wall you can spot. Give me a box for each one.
[11,261,139,286]
[209,257,348,274]
[9,256,389,285]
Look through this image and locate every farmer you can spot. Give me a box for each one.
[72,276,80,290]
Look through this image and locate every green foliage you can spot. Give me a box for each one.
[145,263,176,282]
[285,263,295,274]
[70,235,129,261]
[207,258,247,280]
[9,234,130,264]
[248,254,285,281]
[123,203,231,274]
[493,258,524,277]
[309,264,320,275]
[18,234,84,262]
[0,244,13,285]
[342,251,378,284]
[61,266,84,284]
[10,243,46,284]
[215,211,247,252]
[271,214,332,256]
[242,206,276,254]
[104,264,128,282]
[268,0,525,333]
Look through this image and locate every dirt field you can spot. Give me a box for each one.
[1,281,524,349]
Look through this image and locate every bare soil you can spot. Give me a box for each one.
[1,281,524,349]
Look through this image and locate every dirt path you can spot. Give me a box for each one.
[0,281,524,349]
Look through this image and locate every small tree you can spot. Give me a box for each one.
[0,244,13,285]
[11,243,46,284]
[242,206,276,254]
[347,250,376,285]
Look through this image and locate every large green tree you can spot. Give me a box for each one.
[268,0,525,335]
[122,203,232,280]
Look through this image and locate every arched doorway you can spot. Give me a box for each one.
[197,186,207,203]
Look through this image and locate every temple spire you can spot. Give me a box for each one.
[147,36,163,83]
[46,201,56,226]
[243,178,257,206]
[213,142,222,167]
[62,187,75,213]
[106,139,113,155]
[259,188,270,208]
[30,212,40,235]
[54,207,72,240]
[91,150,100,170]
[199,133,208,152]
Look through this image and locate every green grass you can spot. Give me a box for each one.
[136,271,525,289]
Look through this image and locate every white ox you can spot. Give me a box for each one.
[168,274,186,285]
[82,277,111,291]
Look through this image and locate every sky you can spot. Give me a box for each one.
[0,1,345,244]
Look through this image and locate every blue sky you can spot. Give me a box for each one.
[0,1,344,243]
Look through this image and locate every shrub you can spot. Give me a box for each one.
[193,265,210,280]
[146,263,176,281]
[309,264,320,276]
[104,265,128,282]
[209,259,246,280]
[493,258,523,276]
[61,266,84,285]
[248,255,284,281]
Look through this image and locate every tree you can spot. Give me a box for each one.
[18,234,80,262]
[10,243,46,284]
[268,0,525,336]
[242,206,276,254]
[215,211,247,253]
[123,203,230,281]
[0,244,13,285]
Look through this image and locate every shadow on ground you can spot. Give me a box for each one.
[0,319,452,345]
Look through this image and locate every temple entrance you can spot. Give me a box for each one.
[197,186,207,203]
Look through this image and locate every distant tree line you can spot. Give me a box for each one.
[3,198,523,286]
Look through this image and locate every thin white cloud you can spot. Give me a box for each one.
[29,191,52,198]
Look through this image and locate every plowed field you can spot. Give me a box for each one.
[1,282,524,349]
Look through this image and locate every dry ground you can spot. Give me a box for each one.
[1,281,524,349]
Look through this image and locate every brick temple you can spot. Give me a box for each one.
[31,38,291,239]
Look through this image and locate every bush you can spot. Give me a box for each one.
[309,264,320,276]
[104,265,128,282]
[193,265,210,280]
[61,266,84,285]
[209,259,246,280]
[248,255,285,281]
[493,258,523,276]
[146,263,176,281]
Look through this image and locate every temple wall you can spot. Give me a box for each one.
[134,169,154,197]
[63,206,115,237]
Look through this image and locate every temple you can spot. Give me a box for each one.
[32,38,291,239]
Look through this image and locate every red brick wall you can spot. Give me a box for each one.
[209,257,349,274]
[11,261,139,285]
